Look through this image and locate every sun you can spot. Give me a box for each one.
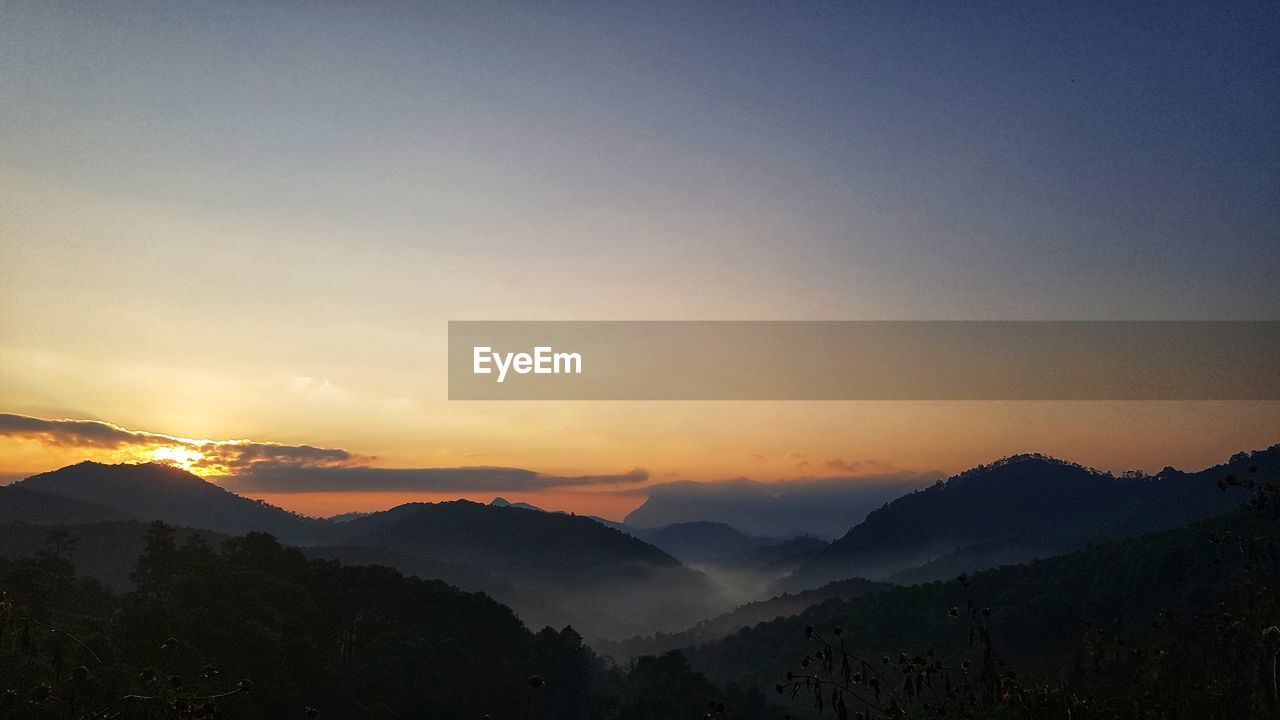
[148,445,206,472]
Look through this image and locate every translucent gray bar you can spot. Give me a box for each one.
[448,321,1280,400]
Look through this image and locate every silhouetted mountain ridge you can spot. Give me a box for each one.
[14,462,325,543]
[337,500,685,572]
[639,521,771,565]
[10,448,1275,642]
[490,496,549,512]
[329,500,731,639]
[780,448,1276,590]
[5,462,732,640]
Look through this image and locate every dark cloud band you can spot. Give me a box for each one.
[0,413,647,493]
[0,413,359,468]
[216,463,648,493]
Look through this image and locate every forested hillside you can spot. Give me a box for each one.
[332,500,731,639]
[687,501,1280,718]
[0,523,601,719]
[7,463,734,640]
[782,448,1275,590]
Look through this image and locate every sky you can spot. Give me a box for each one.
[2,1,1278,519]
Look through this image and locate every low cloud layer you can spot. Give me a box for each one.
[626,472,937,538]
[217,464,648,493]
[0,413,646,493]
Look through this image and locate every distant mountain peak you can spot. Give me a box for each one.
[327,511,369,523]
[489,497,546,512]
[658,520,746,532]
[956,453,1099,475]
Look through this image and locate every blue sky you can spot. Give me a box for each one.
[2,1,1278,516]
[5,1,1277,319]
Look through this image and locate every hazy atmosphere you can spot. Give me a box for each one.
[2,3,1279,719]
[4,2,1279,518]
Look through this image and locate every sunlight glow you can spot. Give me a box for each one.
[148,445,206,473]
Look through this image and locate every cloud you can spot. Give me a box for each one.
[189,441,358,471]
[0,413,154,448]
[216,464,648,493]
[0,413,647,494]
[819,457,890,474]
[0,413,363,473]
[643,472,933,497]
[626,472,938,538]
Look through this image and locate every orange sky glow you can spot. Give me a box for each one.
[3,3,1279,522]
[3,403,1279,520]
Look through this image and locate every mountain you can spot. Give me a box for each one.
[14,462,326,543]
[780,448,1275,591]
[0,484,132,524]
[490,496,548,512]
[596,576,891,661]
[326,511,369,523]
[625,476,929,538]
[639,521,772,565]
[5,462,732,639]
[329,500,732,639]
[587,515,636,534]
[12,447,1269,644]
[684,505,1280,711]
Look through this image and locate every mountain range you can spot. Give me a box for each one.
[776,449,1274,592]
[1,445,1274,719]
[1,446,1274,644]
[3,461,728,640]
[683,504,1280,704]
[321,499,729,638]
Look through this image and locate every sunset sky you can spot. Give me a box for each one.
[2,2,1278,519]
